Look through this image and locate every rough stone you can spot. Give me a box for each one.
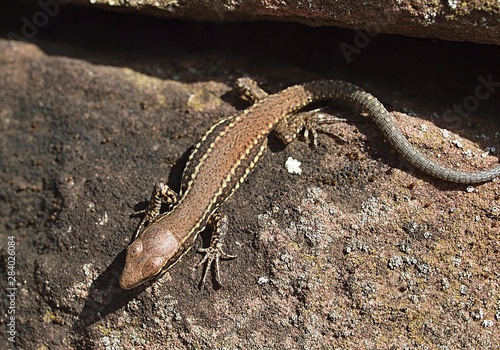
[16,0,500,45]
[1,5,500,349]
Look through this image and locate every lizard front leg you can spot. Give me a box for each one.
[197,213,236,288]
[132,182,179,238]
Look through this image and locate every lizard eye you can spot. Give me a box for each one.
[142,257,166,278]
[128,240,143,258]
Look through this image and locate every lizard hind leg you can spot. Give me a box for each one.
[275,108,347,147]
[235,77,347,146]
[196,213,237,288]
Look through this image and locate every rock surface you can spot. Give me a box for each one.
[1,3,500,349]
[15,0,500,45]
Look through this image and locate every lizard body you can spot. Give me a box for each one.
[119,78,499,289]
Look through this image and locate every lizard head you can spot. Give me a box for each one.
[119,225,179,290]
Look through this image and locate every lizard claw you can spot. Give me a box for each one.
[196,213,236,288]
[197,244,236,289]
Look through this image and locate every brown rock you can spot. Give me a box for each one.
[15,0,500,44]
[1,7,499,349]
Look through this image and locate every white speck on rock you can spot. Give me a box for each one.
[388,256,404,269]
[482,319,494,327]
[285,157,302,174]
[257,276,269,285]
[452,138,463,148]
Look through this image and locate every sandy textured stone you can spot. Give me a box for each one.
[17,0,500,44]
[1,5,499,349]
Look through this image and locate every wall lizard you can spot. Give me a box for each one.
[119,78,499,289]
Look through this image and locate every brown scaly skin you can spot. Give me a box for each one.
[119,78,499,290]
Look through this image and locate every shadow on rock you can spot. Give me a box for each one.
[74,249,147,330]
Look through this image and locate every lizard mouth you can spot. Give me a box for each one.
[120,250,168,290]
[119,265,145,290]
[119,265,157,290]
